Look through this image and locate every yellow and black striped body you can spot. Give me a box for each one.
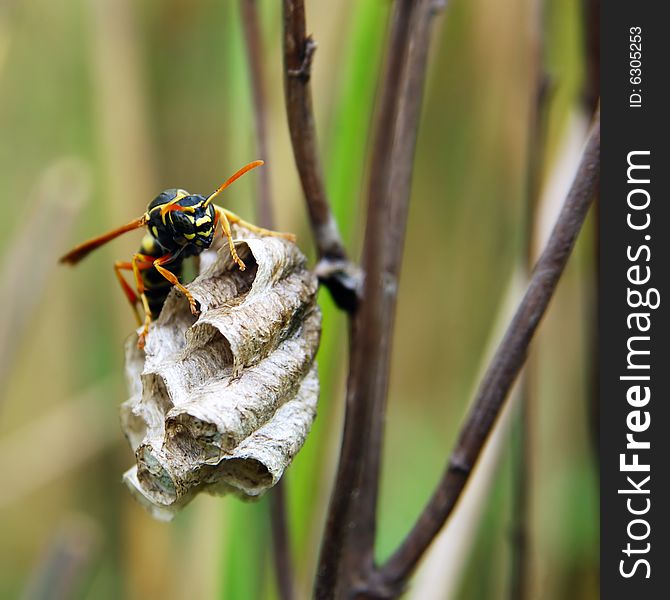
[58,160,287,348]
[141,188,217,315]
[138,234,184,316]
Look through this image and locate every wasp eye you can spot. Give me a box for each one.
[170,210,195,232]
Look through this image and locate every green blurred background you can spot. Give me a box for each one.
[0,0,597,598]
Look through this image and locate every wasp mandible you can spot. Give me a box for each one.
[60,160,295,348]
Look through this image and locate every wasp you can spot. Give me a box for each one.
[60,160,295,348]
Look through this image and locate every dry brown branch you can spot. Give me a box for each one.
[282,0,359,311]
[313,0,444,596]
[380,115,600,589]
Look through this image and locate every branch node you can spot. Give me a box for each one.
[314,258,362,312]
[448,453,472,477]
[353,570,407,600]
[288,36,317,82]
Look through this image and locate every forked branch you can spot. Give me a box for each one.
[281,1,599,597]
[315,0,443,596]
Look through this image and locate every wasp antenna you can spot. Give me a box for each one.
[59,214,148,265]
[203,160,264,208]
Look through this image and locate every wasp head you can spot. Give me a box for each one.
[147,190,216,255]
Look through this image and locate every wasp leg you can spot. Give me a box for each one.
[131,253,157,349]
[153,255,200,317]
[214,208,246,271]
[219,207,297,243]
[114,261,142,326]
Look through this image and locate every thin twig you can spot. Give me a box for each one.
[380,114,600,588]
[582,0,601,465]
[355,0,442,574]
[240,3,295,598]
[315,0,442,597]
[281,0,359,311]
[239,0,274,229]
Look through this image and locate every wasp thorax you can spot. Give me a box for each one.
[147,190,216,254]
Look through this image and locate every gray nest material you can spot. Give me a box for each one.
[120,227,321,520]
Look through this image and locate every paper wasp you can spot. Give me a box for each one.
[60,160,295,348]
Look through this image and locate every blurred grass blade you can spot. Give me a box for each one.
[0,3,15,84]
[89,0,157,215]
[21,516,101,600]
[0,159,90,393]
[408,269,525,600]
[325,0,388,246]
[0,378,115,508]
[219,499,268,600]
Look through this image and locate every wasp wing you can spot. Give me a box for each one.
[59,214,148,265]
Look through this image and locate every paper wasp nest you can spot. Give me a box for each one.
[121,227,321,520]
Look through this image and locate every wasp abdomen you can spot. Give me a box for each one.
[139,234,184,316]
